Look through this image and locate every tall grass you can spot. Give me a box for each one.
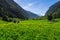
[0,19,60,40]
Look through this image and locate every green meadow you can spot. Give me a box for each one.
[0,19,60,40]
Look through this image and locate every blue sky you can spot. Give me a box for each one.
[14,0,58,16]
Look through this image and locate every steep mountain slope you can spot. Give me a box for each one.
[45,1,60,18]
[0,0,28,19]
[0,0,39,21]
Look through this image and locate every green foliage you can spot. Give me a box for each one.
[0,19,60,40]
[47,14,53,21]
[13,18,20,23]
[32,16,47,20]
[2,16,12,22]
[39,16,47,20]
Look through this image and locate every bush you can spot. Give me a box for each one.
[13,18,20,23]
[47,14,53,21]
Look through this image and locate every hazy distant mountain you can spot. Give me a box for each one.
[45,1,60,18]
[0,0,39,21]
[26,11,39,19]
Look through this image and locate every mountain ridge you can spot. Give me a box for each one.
[45,1,60,18]
[0,0,39,21]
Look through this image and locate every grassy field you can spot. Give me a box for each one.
[0,19,60,40]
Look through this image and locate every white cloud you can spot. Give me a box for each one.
[14,0,20,2]
[14,0,37,10]
[28,3,34,7]
[14,0,17,2]
[23,2,36,9]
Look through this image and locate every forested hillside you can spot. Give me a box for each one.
[0,0,38,21]
[45,1,60,19]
